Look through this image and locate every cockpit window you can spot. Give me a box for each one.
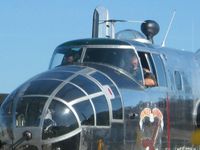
[84,48,128,68]
[84,48,143,83]
[50,46,143,84]
[49,47,82,69]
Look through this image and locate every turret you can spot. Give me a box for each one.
[141,20,160,44]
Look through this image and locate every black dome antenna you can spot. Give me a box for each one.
[141,20,160,44]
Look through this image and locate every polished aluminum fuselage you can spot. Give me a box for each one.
[1,38,200,150]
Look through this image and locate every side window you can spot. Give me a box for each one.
[174,71,183,91]
[152,54,167,87]
[138,52,155,74]
[138,52,157,87]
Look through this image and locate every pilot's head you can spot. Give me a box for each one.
[131,55,139,70]
[66,55,74,63]
[62,53,74,65]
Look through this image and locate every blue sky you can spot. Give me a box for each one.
[0,0,199,93]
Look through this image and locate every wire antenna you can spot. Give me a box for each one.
[99,19,145,24]
[161,10,176,47]
[98,19,145,38]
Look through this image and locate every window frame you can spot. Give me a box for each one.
[90,71,124,122]
[138,51,158,87]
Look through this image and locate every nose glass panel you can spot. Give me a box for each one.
[42,100,79,140]
[16,97,47,127]
[73,100,94,125]
[23,80,62,95]
[55,83,86,102]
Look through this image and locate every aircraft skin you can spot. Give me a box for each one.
[0,7,200,150]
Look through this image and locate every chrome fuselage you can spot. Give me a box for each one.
[0,38,200,150]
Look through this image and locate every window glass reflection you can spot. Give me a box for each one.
[91,72,112,85]
[73,100,94,125]
[92,96,109,126]
[86,63,141,89]
[0,92,15,134]
[42,134,80,150]
[1,93,14,116]
[24,80,62,95]
[91,72,122,120]
[42,100,78,139]
[84,48,143,84]
[16,97,47,127]
[91,72,120,97]
[56,83,85,102]
[49,47,82,69]
[54,65,84,72]
[71,75,101,94]
[84,48,129,68]
[111,98,123,119]
[36,71,73,81]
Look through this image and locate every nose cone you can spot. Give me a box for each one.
[0,65,121,149]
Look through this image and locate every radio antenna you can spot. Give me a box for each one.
[161,10,176,47]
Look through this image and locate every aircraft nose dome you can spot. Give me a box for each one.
[0,65,121,149]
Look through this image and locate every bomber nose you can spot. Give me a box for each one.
[0,65,121,149]
[0,66,84,149]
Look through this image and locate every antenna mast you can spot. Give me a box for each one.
[161,10,176,47]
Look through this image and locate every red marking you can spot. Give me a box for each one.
[142,120,160,150]
[166,95,171,150]
[142,138,155,150]
[107,87,113,96]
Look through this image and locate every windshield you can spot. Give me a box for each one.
[49,47,83,69]
[83,48,143,83]
[49,46,143,84]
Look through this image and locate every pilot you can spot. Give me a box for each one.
[143,68,157,87]
[62,53,74,65]
[66,55,74,63]
[127,55,142,82]
[129,55,156,87]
